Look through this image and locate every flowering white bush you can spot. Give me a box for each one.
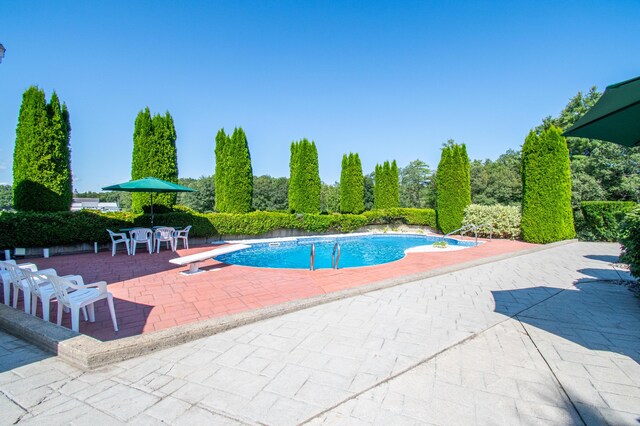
[462,204,522,239]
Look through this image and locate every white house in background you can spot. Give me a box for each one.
[71,198,120,212]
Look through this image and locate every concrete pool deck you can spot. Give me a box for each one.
[0,236,539,368]
[1,241,638,424]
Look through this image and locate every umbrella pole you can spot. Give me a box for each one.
[150,193,154,227]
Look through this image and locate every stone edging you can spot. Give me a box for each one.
[0,239,578,370]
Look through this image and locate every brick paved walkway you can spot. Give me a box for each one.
[1,242,638,425]
[2,237,534,340]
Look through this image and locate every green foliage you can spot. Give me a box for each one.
[619,206,640,279]
[462,204,522,239]
[340,153,364,213]
[217,127,253,213]
[579,201,637,242]
[288,139,321,213]
[253,175,289,211]
[521,126,575,243]
[177,176,215,213]
[436,141,471,234]
[374,160,399,209]
[363,173,375,210]
[0,208,436,249]
[470,150,522,206]
[13,87,72,212]
[321,182,340,213]
[214,129,229,212]
[131,108,179,212]
[0,185,12,210]
[399,159,432,208]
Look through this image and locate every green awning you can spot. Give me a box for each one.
[102,177,195,193]
[563,76,640,147]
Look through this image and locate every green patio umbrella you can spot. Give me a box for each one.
[563,75,640,147]
[102,177,196,225]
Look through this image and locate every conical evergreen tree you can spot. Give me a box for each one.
[521,126,575,243]
[288,139,321,213]
[436,141,471,233]
[214,128,229,212]
[222,127,253,213]
[374,160,399,209]
[131,108,178,212]
[339,153,364,214]
[13,87,72,212]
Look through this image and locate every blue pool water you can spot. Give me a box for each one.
[214,234,477,269]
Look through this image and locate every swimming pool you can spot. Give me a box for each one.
[214,234,477,269]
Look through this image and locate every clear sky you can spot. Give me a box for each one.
[1,1,639,192]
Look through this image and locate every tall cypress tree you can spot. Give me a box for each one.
[340,153,364,214]
[374,160,399,209]
[521,126,575,243]
[214,128,229,212]
[436,141,471,233]
[13,87,72,212]
[131,108,178,212]
[288,139,321,213]
[220,127,253,213]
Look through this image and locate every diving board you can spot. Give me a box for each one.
[169,244,250,275]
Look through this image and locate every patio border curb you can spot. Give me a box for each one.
[1,239,579,370]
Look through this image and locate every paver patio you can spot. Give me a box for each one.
[2,237,534,340]
[1,241,638,425]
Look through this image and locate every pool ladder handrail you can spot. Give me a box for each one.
[310,243,315,271]
[442,224,478,245]
[476,223,493,240]
[331,242,341,270]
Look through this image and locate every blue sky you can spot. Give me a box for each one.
[1,1,639,192]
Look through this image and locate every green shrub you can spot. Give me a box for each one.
[436,142,471,234]
[0,208,437,249]
[289,139,321,213]
[374,160,399,209]
[462,204,522,239]
[580,201,637,242]
[619,205,640,279]
[214,127,253,213]
[521,126,575,243]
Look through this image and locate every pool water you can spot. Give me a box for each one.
[214,234,477,269]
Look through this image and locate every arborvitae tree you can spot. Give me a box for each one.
[218,127,253,213]
[214,129,229,212]
[340,153,364,213]
[131,108,178,212]
[436,141,471,233]
[13,87,72,212]
[288,139,321,213]
[374,160,399,209]
[521,126,575,243]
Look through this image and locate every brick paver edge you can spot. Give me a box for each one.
[0,239,579,370]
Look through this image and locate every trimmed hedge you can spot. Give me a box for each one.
[619,205,640,279]
[462,204,522,239]
[0,208,437,249]
[580,201,637,242]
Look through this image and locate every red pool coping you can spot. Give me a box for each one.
[2,237,536,341]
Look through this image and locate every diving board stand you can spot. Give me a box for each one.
[169,244,250,275]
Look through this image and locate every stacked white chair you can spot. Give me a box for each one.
[0,260,36,305]
[20,268,87,322]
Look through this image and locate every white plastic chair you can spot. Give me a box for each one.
[107,229,131,256]
[174,225,192,250]
[20,268,88,322]
[129,228,153,255]
[45,273,118,333]
[1,260,53,314]
[154,227,176,253]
